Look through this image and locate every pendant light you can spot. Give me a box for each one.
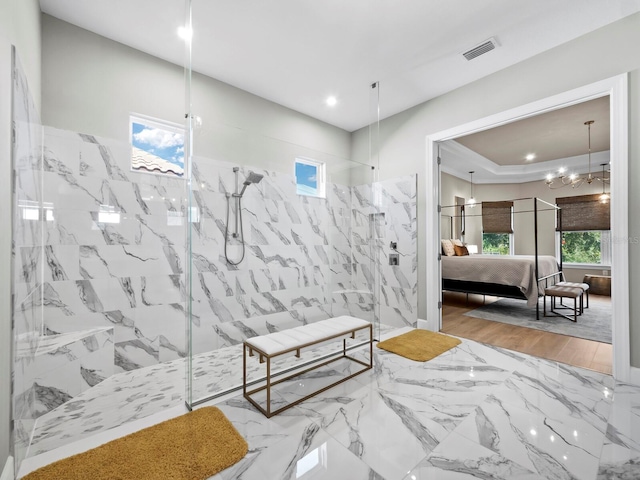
[599,163,610,204]
[468,171,476,208]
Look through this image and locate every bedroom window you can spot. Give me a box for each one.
[555,193,611,266]
[295,157,326,198]
[482,233,512,255]
[559,230,611,266]
[481,201,513,255]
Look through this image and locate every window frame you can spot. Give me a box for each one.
[481,232,514,255]
[556,230,612,268]
[129,113,185,177]
[294,157,326,198]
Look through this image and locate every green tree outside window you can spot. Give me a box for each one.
[482,233,510,255]
[561,231,601,263]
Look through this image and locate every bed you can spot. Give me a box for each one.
[441,254,559,307]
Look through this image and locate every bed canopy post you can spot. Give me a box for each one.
[558,207,563,271]
[534,198,540,320]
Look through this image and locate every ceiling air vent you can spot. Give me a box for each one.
[463,38,498,61]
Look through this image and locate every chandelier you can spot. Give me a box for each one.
[544,120,609,190]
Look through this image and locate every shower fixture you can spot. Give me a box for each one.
[224,168,263,265]
[236,171,264,198]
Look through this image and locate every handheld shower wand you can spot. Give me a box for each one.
[225,169,264,265]
[235,171,264,197]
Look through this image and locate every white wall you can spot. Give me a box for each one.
[0,0,41,470]
[41,15,352,172]
[352,13,640,366]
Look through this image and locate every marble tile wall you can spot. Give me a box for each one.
[376,175,418,327]
[15,327,114,417]
[13,114,416,459]
[188,160,368,354]
[38,126,189,373]
[11,47,44,468]
[188,164,417,354]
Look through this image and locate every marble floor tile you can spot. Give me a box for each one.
[597,382,640,480]
[404,431,543,480]
[19,327,640,480]
[493,369,613,434]
[454,394,605,480]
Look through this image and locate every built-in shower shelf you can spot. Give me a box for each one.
[331,289,374,295]
[15,327,115,416]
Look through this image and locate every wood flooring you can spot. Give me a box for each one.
[441,291,612,375]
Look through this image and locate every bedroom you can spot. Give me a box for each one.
[438,95,613,372]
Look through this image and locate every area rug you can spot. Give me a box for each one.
[22,406,248,480]
[464,296,611,344]
[377,329,461,361]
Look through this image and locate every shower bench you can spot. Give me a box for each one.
[243,316,373,418]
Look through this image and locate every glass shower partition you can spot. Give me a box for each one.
[183,119,379,407]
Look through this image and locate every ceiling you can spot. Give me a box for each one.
[39,0,640,134]
[441,96,611,184]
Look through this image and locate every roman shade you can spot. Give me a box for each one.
[482,201,513,234]
[556,194,610,231]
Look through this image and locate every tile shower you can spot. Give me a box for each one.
[11,56,417,474]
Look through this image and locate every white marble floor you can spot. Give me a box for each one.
[19,327,640,480]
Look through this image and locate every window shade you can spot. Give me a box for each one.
[482,201,513,234]
[556,194,610,231]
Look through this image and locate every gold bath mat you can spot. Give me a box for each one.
[377,329,461,361]
[23,406,248,480]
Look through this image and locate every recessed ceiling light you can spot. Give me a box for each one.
[525,153,536,161]
[326,96,337,107]
[177,26,193,41]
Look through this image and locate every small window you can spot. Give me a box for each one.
[559,230,611,265]
[295,157,325,198]
[130,114,185,177]
[482,233,512,255]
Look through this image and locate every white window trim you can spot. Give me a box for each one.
[129,113,185,177]
[295,157,326,198]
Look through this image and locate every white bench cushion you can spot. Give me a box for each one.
[556,281,589,291]
[246,315,370,356]
[544,285,583,298]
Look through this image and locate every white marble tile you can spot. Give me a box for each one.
[492,368,613,434]
[311,377,434,479]
[406,431,541,480]
[454,394,604,479]
[598,382,640,479]
[20,327,640,480]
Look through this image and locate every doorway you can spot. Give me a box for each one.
[424,74,630,381]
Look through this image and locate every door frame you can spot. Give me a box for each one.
[424,74,631,381]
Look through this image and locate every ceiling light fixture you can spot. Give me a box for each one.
[468,171,476,208]
[545,120,609,190]
[525,153,536,161]
[177,26,193,41]
[326,96,337,107]
[599,163,610,204]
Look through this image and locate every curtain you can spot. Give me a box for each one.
[482,201,513,234]
[556,194,610,231]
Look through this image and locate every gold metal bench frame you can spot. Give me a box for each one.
[242,323,373,418]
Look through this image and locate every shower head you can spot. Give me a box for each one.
[237,171,264,196]
[243,171,264,186]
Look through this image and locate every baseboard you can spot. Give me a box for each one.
[628,366,640,386]
[1,456,14,480]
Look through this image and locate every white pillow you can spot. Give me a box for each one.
[441,239,455,256]
[451,239,463,247]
